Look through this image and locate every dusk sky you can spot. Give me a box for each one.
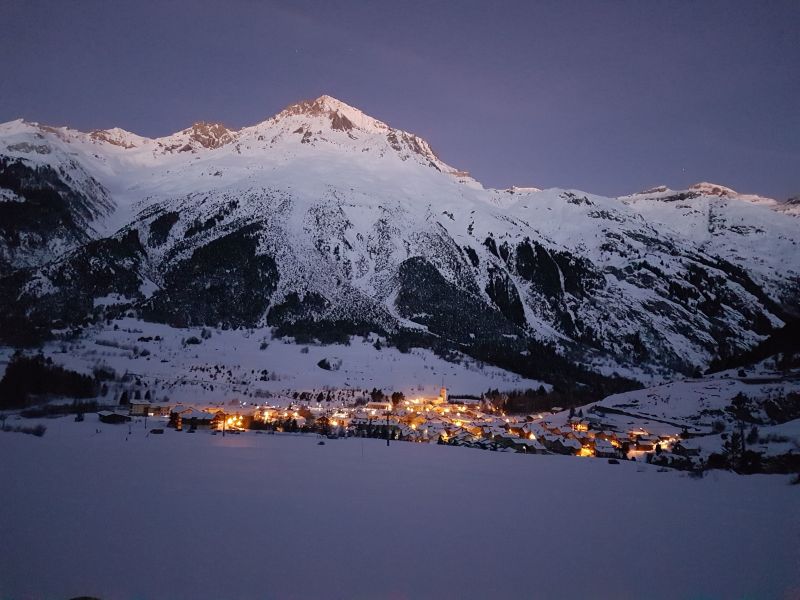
[1,0,797,199]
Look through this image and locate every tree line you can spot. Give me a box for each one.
[0,353,97,409]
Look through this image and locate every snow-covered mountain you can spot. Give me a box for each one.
[621,183,799,309]
[0,95,797,385]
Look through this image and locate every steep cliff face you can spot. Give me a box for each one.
[0,149,112,275]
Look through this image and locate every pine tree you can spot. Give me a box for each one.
[746,425,759,445]
[723,430,743,468]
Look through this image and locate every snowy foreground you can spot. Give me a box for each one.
[1,419,798,600]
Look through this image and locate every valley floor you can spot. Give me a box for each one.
[1,417,797,600]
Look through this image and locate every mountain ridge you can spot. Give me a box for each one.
[0,95,798,390]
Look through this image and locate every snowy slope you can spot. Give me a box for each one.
[621,183,800,308]
[0,120,114,272]
[0,96,798,381]
[0,317,548,406]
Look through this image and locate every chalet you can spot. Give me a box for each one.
[553,438,582,455]
[511,438,546,454]
[450,431,473,446]
[129,401,171,417]
[98,411,131,424]
[506,425,525,438]
[538,433,560,452]
[489,425,507,438]
[151,404,171,416]
[473,438,495,450]
[493,433,519,448]
[635,436,658,452]
[349,410,372,427]
[129,401,151,416]
[594,438,618,458]
[523,423,547,439]
[180,408,215,429]
[170,404,192,418]
[570,419,590,433]
[212,411,254,431]
[425,422,447,437]
[595,431,619,444]
[397,425,419,441]
[672,442,701,457]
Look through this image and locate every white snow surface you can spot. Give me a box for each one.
[0,317,548,403]
[0,418,797,600]
[1,96,798,379]
[621,183,800,303]
[1,98,795,272]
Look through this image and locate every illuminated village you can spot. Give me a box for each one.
[120,385,682,463]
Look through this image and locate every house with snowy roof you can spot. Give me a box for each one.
[634,435,658,451]
[181,408,216,429]
[552,437,582,455]
[672,442,701,457]
[129,400,151,416]
[511,438,546,454]
[97,410,131,424]
[594,438,618,458]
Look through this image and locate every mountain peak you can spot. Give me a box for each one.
[184,121,236,149]
[689,182,777,206]
[314,94,356,112]
[283,94,359,116]
[154,121,237,153]
[624,182,780,211]
[89,127,147,149]
[689,182,738,197]
[273,95,388,133]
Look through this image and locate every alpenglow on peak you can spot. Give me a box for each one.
[272,94,390,133]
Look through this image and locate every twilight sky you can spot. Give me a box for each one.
[1,0,797,199]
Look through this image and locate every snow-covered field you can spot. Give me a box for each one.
[1,417,797,600]
[0,317,547,406]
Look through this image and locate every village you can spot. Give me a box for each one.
[99,385,687,465]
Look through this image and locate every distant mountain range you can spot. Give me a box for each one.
[1,95,797,388]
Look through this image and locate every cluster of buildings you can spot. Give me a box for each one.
[117,387,681,462]
[529,417,678,458]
